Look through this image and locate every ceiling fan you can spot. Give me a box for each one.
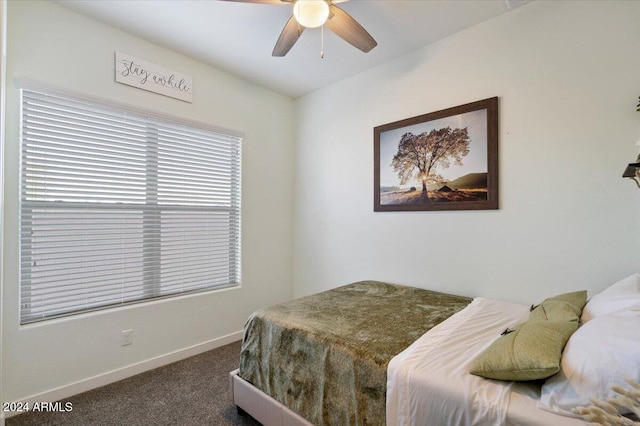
[223,0,377,57]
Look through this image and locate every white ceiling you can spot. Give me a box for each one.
[52,0,531,99]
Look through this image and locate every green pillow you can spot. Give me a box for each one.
[528,290,587,322]
[469,321,579,381]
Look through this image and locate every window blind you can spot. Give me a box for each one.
[20,88,242,324]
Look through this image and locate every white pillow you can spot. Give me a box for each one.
[581,273,640,322]
[538,307,640,417]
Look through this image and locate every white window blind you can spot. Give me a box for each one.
[19,88,242,324]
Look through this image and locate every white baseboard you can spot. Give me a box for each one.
[4,331,243,419]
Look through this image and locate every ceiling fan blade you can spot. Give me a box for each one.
[272,16,305,57]
[220,0,291,4]
[326,4,377,53]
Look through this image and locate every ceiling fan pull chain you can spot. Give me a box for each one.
[320,24,324,58]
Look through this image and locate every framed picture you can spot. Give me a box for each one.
[374,97,498,212]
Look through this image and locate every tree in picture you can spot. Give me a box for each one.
[391,126,470,200]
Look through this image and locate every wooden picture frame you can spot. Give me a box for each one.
[374,97,498,212]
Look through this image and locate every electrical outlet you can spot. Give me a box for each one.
[121,329,133,346]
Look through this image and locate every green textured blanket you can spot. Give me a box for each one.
[239,280,472,425]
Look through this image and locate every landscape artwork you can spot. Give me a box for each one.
[374,97,498,212]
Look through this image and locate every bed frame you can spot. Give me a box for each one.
[229,369,313,426]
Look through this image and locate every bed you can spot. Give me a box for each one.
[229,277,640,425]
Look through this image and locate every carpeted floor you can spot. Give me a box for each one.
[6,340,261,426]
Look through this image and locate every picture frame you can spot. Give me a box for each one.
[374,97,498,212]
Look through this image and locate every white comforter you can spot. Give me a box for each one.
[386,297,530,426]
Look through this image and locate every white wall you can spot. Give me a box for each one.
[0,1,6,424]
[3,1,294,406]
[293,1,640,303]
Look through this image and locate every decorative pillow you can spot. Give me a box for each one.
[581,273,640,322]
[539,307,640,417]
[469,320,578,381]
[528,291,587,322]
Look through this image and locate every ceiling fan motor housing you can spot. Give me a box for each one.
[293,0,330,28]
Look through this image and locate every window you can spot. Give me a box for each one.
[19,87,242,324]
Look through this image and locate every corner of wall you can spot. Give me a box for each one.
[0,0,7,423]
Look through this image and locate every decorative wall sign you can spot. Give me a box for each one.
[115,52,193,103]
[374,97,499,211]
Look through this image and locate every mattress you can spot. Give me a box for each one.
[239,280,472,425]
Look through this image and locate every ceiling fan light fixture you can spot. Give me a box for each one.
[293,0,330,29]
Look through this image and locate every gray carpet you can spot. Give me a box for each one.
[6,340,262,426]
